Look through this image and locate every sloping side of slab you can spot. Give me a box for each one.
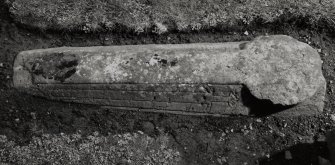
[13,35,326,116]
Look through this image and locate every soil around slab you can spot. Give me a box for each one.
[1,0,335,164]
[4,0,335,34]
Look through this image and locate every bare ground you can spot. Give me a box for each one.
[1,1,335,164]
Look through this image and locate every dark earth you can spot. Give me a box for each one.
[1,1,335,164]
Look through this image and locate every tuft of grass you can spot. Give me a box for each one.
[0,131,182,165]
[5,0,335,33]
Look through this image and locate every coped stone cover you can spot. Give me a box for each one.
[13,35,326,115]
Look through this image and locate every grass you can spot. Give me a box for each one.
[5,0,335,33]
[0,131,181,165]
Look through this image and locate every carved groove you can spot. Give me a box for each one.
[31,83,247,115]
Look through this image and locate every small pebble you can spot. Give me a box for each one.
[285,150,293,160]
[217,158,222,164]
[244,31,249,36]
[330,114,335,122]
[266,154,270,158]
[93,131,99,136]
[256,119,262,123]
[277,131,285,137]
[199,86,206,93]
[249,123,253,130]
[221,132,226,137]
[30,112,36,120]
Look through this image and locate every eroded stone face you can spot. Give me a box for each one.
[239,36,324,105]
[13,35,326,115]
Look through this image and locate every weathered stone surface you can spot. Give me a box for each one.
[13,35,326,116]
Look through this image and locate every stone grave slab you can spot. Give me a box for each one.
[13,35,326,116]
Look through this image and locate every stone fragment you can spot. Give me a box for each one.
[142,121,155,134]
[318,156,332,165]
[13,35,326,116]
[285,150,292,160]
